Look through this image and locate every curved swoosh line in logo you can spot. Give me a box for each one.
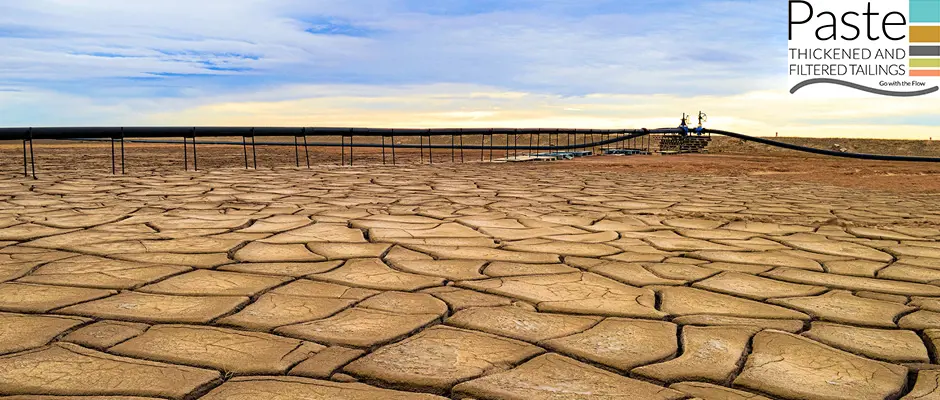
[790,78,939,97]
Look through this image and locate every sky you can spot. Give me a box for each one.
[1,0,938,139]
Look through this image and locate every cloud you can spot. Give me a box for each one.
[0,0,782,96]
[129,83,938,140]
[0,0,937,139]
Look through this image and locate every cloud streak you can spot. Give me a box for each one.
[0,0,782,94]
[0,0,936,138]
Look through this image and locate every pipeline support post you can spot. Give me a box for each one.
[242,135,249,169]
[120,128,125,175]
[530,133,535,157]
[110,136,116,175]
[21,128,37,179]
[109,134,125,175]
[294,136,300,168]
[28,134,35,179]
[391,134,397,165]
[22,138,27,177]
[252,136,257,169]
[303,133,310,169]
[191,128,198,171]
[489,132,493,161]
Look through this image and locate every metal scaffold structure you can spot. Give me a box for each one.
[3,119,940,179]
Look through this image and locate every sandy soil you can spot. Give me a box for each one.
[709,136,940,157]
[4,138,940,193]
[559,154,940,194]
[3,139,940,400]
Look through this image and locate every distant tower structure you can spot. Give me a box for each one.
[679,113,690,136]
[663,111,712,154]
[695,111,707,135]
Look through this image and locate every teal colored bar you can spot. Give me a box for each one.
[911,0,940,23]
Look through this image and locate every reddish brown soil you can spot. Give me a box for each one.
[4,141,940,193]
[558,154,940,194]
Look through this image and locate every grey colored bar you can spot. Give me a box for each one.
[911,46,940,56]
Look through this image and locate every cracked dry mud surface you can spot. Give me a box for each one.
[2,163,940,400]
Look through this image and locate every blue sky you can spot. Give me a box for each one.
[0,0,936,138]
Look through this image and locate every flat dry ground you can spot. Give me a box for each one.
[5,140,940,192]
[1,140,940,399]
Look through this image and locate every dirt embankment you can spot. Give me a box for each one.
[4,135,940,193]
[708,136,940,158]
